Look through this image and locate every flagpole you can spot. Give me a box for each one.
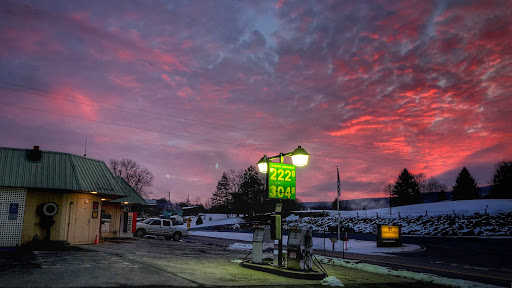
[337,166,340,241]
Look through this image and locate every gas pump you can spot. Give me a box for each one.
[252,227,273,264]
[287,228,313,271]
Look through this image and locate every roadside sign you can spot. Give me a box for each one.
[380,225,399,239]
[376,224,402,247]
[268,162,296,200]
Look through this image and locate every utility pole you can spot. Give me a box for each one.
[337,166,341,241]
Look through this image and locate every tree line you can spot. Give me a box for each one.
[211,166,304,217]
[384,162,512,207]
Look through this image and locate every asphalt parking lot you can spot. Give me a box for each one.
[0,237,449,287]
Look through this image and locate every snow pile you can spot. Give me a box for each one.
[284,200,512,236]
[316,256,501,288]
[285,214,299,221]
[320,276,344,287]
[229,243,252,251]
[186,214,243,228]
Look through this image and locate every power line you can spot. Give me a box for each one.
[0,99,393,158]
[0,101,250,146]
[0,81,314,144]
[0,81,365,153]
[0,83,402,157]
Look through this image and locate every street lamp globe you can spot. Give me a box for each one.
[257,155,268,173]
[291,145,309,167]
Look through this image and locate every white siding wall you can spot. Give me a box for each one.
[0,187,27,247]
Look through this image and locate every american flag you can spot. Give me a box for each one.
[337,166,340,198]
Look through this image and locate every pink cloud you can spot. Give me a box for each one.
[109,75,142,89]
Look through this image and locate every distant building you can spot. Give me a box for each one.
[144,199,158,206]
[182,206,199,217]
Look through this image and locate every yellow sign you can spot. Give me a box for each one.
[380,225,399,239]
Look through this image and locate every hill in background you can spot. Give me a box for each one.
[304,185,494,210]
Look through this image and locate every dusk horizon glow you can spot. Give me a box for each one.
[1,0,511,203]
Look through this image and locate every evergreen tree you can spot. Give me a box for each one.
[451,167,480,200]
[211,172,232,214]
[390,169,422,207]
[211,166,305,218]
[235,166,265,216]
[491,162,512,198]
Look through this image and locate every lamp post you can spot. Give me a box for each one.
[257,145,309,267]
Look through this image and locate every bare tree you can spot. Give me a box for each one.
[415,173,426,193]
[110,159,154,197]
[421,177,448,202]
[423,177,448,193]
[203,198,212,210]
[193,196,201,206]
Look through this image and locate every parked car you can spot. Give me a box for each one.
[135,218,189,240]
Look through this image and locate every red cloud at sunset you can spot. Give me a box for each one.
[0,0,510,204]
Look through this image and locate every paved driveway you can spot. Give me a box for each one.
[0,238,446,287]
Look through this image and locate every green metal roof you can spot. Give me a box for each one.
[109,177,147,204]
[0,147,127,197]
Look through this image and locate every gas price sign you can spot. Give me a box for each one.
[268,162,296,200]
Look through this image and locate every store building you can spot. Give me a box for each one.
[0,146,130,247]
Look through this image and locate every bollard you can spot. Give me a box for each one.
[345,232,348,250]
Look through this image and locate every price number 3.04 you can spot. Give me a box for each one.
[269,185,295,199]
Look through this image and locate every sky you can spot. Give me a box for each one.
[1,0,511,203]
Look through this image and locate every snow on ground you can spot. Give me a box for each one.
[183,214,243,229]
[284,199,512,236]
[192,231,420,255]
[321,199,512,218]
[316,256,501,288]
[320,276,344,287]
[229,243,253,250]
[185,200,511,237]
